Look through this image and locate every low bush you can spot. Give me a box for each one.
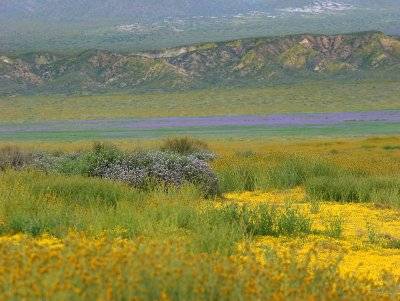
[80,142,124,177]
[241,204,275,236]
[324,215,344,239]
[0,146,32,171]
[161,136,210,156]
[276,206,312,236]
[101,151,219,197]
[33,142,123,176]
[30,143,219,197]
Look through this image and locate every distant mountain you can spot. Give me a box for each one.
[0,1,399,52]
[1,31,399,95]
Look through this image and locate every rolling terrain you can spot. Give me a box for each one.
[1,31,400,95]
[1,2,400,299]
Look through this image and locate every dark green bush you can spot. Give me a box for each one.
[387,238,400,249]
[161,137,209,155]
[276,207,312,236]
[242,204,276,236]
[83,142,124,177]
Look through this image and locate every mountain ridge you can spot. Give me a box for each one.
[1,31,400,95]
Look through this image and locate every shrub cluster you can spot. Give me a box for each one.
[29,143,219,197]
[161,137,210,155]
[0,146,32,171]
[101,151,218,196]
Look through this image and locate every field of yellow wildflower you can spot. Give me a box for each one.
[0,137,399,300]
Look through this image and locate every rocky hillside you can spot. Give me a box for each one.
[1,31,400,95]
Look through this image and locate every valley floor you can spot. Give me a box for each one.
[2,79,399,141]
[0,110,399,141]
[2,80,399,123]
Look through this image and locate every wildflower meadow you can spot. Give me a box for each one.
[0,137,399,300]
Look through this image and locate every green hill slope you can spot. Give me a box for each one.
[1,31,399,95]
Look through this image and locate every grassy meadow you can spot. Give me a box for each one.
[1,80,400,123]
[1,79,399,141]
[1,122,399,141]
[1,70,400,299]
[0,136,400,300]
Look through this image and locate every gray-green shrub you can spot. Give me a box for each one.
[31,143,219,197]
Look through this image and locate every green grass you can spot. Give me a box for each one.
[1,155,397,253]
[1,78,399,142]
[0,137,399,299]
[0,122,399,141]
[216,163,266,193]
[305,175,400,207]
[383,145,400,150]
[0,139,399,245]
[217,155,358,194]
[267,156,342,189]
[0,169,314,254]
[214,152,400,208]
[1,80,399,123]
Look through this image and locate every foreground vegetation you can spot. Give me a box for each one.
[0,137,399,300]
